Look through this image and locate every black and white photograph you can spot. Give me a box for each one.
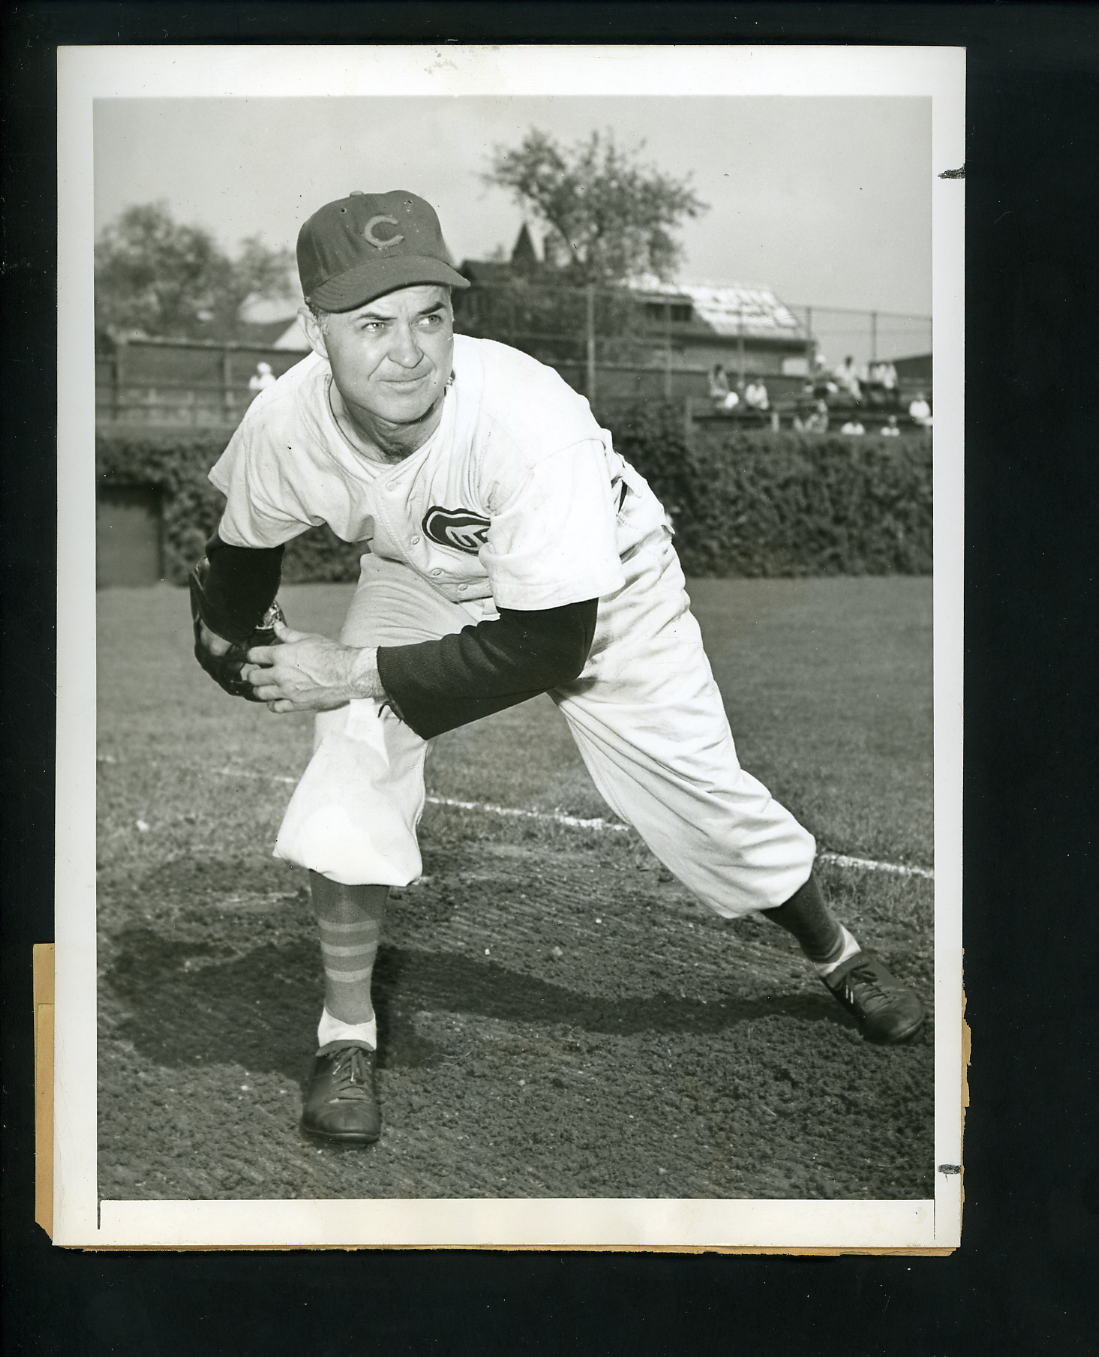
[55,43,964,1249]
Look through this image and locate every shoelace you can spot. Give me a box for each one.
[843,964,892,1011]
[328,1047,374,1102]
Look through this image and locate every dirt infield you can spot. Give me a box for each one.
[96,577,935,1202]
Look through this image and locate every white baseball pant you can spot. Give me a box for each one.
[274,527,816,918]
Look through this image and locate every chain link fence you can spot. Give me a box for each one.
[787,304,932,377]
[95,280,932,427]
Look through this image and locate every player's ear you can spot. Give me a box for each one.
[299,306,329,360]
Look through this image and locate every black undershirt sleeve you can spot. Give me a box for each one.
[198,530,598,740]
[199,532,285,642]
[377,598,599,741]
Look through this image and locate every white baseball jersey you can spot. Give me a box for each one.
[211,335,668,612]
[209,334,815,914]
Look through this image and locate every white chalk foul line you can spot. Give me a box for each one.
[219,769,297,785]
[426,796,934,880]
[816,851,933,881]
[424,793,627,834]
[215,768,933,881]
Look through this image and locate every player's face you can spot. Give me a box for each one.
[312,285,454,427]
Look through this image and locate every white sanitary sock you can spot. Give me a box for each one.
[814,925,862,978]
[317,1008,377,1051]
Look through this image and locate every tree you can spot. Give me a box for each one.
[483,128,707,285]
[94,201,295,340]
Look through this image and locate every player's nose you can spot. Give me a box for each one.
[386,321,423,369]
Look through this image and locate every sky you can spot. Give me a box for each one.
[93,95,931,320]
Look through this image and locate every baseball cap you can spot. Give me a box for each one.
[297,190,470,311]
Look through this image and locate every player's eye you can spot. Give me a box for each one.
[417,312,446,329]
[358,320,384,334]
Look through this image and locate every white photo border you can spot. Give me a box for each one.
[56,42,965,1250]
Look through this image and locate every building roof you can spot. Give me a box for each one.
[510,222,540,271]
[628,276,806,341]
[236,317,303,347]
[239,293,300,325]
[458,259,517,284]
[271,315,310,350]
[460,226,805,341]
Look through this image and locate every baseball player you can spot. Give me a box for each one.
[190,190,925,1146]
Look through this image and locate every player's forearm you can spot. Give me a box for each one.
[341,645,387,703]
[244,600,597,722]
[278,639,387,706]
[200,533,285,641]
[375,599,598,739]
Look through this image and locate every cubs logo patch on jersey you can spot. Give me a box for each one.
[422,506,491,554]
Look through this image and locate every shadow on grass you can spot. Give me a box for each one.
[102,926,848,1085]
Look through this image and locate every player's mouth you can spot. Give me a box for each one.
[383,373,431,389]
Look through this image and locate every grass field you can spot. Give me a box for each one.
[96,575,934,1202]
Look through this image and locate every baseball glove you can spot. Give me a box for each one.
[189,557,286,701]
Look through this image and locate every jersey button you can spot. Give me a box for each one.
[430,568,442,577]
[457,584,468,592]
[386,481,399,491]
[410,534,421,545]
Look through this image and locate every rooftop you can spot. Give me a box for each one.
[628,276,806,340]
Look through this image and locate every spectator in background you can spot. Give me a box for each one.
[708,364,739,411]
[834,356,863,404]
[877,361,899,399]
[792,382,815,432]
[865,362,885,409]
[880,415,901,437]
[840,417,866,436]
[908,392,932,429]
[811,355,838,401]
[744,378,770,412]
[249,361,277,397]
[795,398,830,434]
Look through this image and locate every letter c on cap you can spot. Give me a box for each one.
[363,215,404,250]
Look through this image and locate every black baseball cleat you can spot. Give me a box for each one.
[822,951,926,1044]
[300,1040,381,1145]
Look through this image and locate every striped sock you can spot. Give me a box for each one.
[311,874,388,1027]
[318,912,383,1023]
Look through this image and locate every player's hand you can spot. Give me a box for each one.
[189,558,285,702]
[243,620,384,713]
